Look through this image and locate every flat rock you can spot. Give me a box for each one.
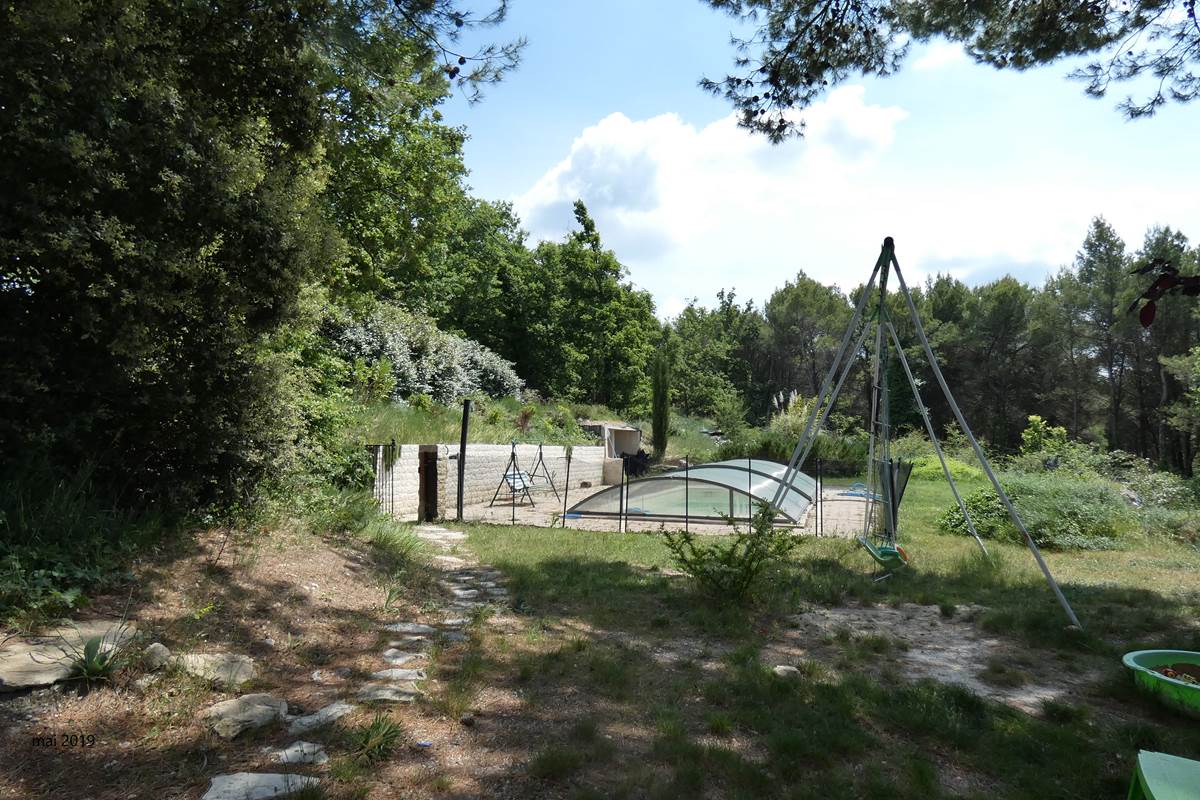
[286,701,354,735]
[371,667,426,681]
[441,631,467,643]
[201,772,318,800]
[383,622,436,635]
[382,649,426,666]
[387,635,430,649]
[143,642,171,671]
[272,740,329,765]
[450,588,480,599]
[772,665,801,679]
[174,652,256,688]
[357,681,421,704]
[441,617,469,627]
[202,694,287,739]
[0,620,137,692]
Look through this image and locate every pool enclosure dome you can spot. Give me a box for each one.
[565,459,816,524]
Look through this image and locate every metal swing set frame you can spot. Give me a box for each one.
[769,238,1083,629]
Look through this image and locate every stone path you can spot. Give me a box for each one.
[200,523,508,799]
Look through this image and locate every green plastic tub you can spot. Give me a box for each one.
[1123,650,1200,718]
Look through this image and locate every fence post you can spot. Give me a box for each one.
[684,455,689,533]
[457,400,470,521]
[561,446,572,529]
[619,455,627,533]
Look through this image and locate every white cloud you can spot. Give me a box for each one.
[912,41,967,71]
[512,85,1200,320]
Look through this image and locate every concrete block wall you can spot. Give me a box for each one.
[374,446,422,522]
[374,443,606,521]
[435,443,605,518]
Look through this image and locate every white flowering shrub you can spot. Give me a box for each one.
[331,305,523,403]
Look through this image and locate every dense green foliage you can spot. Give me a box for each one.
[939,473,1138,550]
[0,0,331,510]
[704,0,1200,141]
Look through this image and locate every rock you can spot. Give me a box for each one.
[174,653,256,688]
[286,701,354,735]
[382,649,426,666]
[383,622,437,635]
[201,694,287,739]
[143,642,171,671]
[133,673,161,691]
[371,668,426,681]
[0,620,137,692]
[441,617,468,627]
[772,665,801,679]
[441,631,467,643]
[272,740,329,765]
[459,712,475,727]
[357,682,421,704]
[450,588,480,599]
[388,635,430,649]
[200,772,318,800]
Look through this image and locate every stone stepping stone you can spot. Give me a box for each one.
[0,620,137,692]
[371,667,426,681]
[201,773,318,800]
[286,701,354,735]
[441,617,468,627]
[449,588,480,599]
[174,652,256,688]
[202,693,287,739]
[433,555,468,568]
[310,667,352,684]
[441,631,467,643]
[485,588,510,598]
[446,601,485,613]
[382,649,426,666]
[271,740,329,765]
[383,622,436,635]
[357,681,421,704]
[387,636,430,649]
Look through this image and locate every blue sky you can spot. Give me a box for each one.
[443,1,1199,318]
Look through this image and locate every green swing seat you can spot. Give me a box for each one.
[857,536,908,571]
[855,457,913,572]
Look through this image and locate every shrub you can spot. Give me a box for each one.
[331,304,522,404]
[1139,507,1200,544]
[909,454,983,482]
[939,472,1136,550]
[662,503,800,604]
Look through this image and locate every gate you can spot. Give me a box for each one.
[366,440,397,517]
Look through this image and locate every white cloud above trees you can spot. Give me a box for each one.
[514,85,1200,319]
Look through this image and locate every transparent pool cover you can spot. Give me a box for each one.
[565,459,815,523]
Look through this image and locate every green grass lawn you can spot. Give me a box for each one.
[454,477,1200,799]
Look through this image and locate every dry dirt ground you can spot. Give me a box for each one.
[762,602,1103,715]
[0,524,1122,799]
